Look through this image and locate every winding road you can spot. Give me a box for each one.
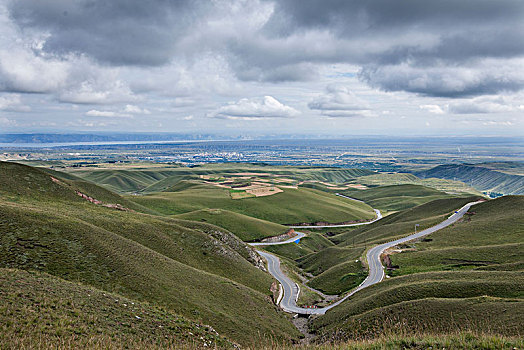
[248,231,307,246]
[288,193,382,229]
[249,200,483,315]
[288,209,382,229]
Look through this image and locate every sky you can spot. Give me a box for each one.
[0,0,523,136]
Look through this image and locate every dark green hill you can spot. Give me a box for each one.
[0,162,300,345]
[0,161,155,214]
[415,164,524,195]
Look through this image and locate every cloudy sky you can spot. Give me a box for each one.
[0,0,523,136]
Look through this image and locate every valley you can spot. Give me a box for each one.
[0,157,522,349]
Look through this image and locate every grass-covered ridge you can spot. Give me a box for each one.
[389,195,524,275]
[338,184,457,212]
[415,163,524,195]
[354,173,481,196]
[65,163,375,194]
[174,208,289,241]
[133,186,376,225]
[0,268,234,349]
[0,161,300,346]
[312,271,524,342]
[331,196,482,247]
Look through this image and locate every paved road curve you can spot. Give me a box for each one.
[251,200,483,315]
[248,231,307,246]
[288,209,382,229]
[288,193,382,229]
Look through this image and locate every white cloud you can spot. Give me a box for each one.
[482,120,514,126]
[0,94,31,112]
[0,116,16,126]
[85,109,132,118]
[447,96,518,114]
[308,84,374,118]
[419,104,444,114]
[212,96,299,120]
[123,104,151,114]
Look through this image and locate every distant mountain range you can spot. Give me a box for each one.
[0,133,223,143]
[415,164,524,195]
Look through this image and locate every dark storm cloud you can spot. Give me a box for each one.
[5,0,524,97]
[8,0,204,66]
[261,0,524,96]
[358,64,524,98]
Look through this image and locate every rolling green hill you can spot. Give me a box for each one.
[132,186,376,225]
[66,163,374,194]
[312,271,524,342]
[354,172,481,195]
[415,164,524,195]
[331,196,482,246]
[3,160,521,348]
[297,246,364,276]
[67,168,186,193]
[474,161,524,176]
[339,184,455,211]
[0,161,300,346]
[310,195,523,343]
[174,208,289,242]
[389,195,524,276]
[0,268,233,349]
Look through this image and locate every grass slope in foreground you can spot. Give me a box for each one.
[312,271,524,342]
[312,196,523,343]
[0,268,233,349]
[0,161,300,346]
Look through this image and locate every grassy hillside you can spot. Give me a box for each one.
[415,164,524,195]
[312,271,524,342]
[339,184,454,211]
[5,268,521,350]
[475,161,524,176]
[307,260,366,295]
[132,186,376,225]
[297,247,364,276]
[389,196,524,276]
[354,173,481,195]
[174,209,289,242]
[0,162,301,345]
[0,268,233,349]
[68,168,186,193]
[66,163,374,194]
[331,196,482,246]
[310,196,523,342]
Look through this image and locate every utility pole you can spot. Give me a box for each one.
[415,223,420,234]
